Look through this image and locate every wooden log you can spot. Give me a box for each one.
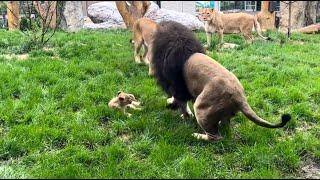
[33,1,57,29]
[293,23,320,34]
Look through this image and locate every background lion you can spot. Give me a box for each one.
[132,18,158,76]
[198,8,269,47]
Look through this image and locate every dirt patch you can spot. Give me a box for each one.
[295,121,314,132]
[300,159,320,179]
[290,40,305,45]
[1,54,29,61]
[43,47,55,52]
[118,133,130,142]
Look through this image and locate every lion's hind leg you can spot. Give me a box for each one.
[134,35,143,64]
[142,44,150,65]
[192,92,223,141]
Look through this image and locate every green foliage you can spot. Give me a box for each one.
[0,29,319,178]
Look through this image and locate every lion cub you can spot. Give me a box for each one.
[198,8,268,48]
[108,91,142,117]
[132,18,158,76]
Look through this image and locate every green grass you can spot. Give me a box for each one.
[0,29,319,178]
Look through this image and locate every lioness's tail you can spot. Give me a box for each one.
[239,101,291,128]
[253,16,270,40]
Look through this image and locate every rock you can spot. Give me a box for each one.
[293,23,320,33]
[88,2,125,24]
[145,1,160,14]
[145,2,204,30]
[84,21,126,30]
[84,17,93,24]
[61,1,84,32]
[221,43,240,49]
[86,1,204,31]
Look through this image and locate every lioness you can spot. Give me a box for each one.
[151,21,290,141]
[132,18,158,76]
[198,8,268,47]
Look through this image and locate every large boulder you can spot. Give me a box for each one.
[85,1,204,30]
[60,1,84,32]
[145,2,204,30]
[87,2,124,24]
[85,2,126,30]
[84,21,126,30]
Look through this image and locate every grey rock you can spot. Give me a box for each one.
[62,1,84,32]
[86,1,204,30]
[87,2,125,25]
[145,2,204,30]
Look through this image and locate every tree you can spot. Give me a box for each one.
[304,1,318,26]
[280,1,294,38]
[116,1,150,30]
[7,1,20,30]
[258,1,276,31]
[5,1,63,51]
[33,1,57,29]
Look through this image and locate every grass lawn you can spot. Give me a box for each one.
[0,29,319,178]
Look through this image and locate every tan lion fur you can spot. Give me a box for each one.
[198,8,268,47]
[132,18,158,76]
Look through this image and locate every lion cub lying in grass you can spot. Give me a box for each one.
[108,91,142,117]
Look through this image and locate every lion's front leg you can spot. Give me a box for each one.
[217,30,224,49]
[167,96,194,119]
[206,32,212,48]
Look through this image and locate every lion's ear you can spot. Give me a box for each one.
[128,94,136,101]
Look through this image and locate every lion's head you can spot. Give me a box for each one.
[198,8,215,21]
[108,91,137,108]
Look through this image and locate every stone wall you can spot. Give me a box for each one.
[160,1,196,15]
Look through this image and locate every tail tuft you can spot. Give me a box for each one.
[281,114,291,126]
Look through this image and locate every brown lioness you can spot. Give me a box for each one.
[198,8,268,47]
[151,21,290,141]
[132,17,158,76]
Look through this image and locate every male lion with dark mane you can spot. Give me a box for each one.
[151,21,290,141]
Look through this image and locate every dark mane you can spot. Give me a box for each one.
[151,21,205,101]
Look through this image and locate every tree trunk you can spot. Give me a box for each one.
[279,1,317,33]
[288,1,292,38]
[258,1,276,31]
[33,1,57,29]
[7,1,20,30]
[304,1,317,26]
[317,2,320,22]
[116,1,150,30]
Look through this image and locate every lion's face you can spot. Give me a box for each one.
[117,91,136,106]
[108,91,137,109]
[198,8,214,21]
